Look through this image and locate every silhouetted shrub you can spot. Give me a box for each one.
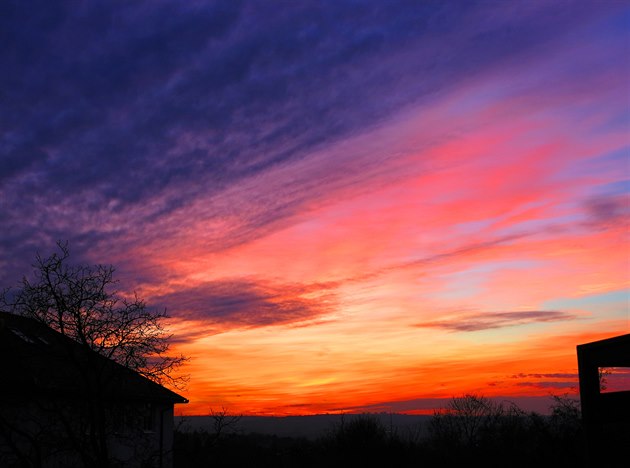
[321,414,386,467]
[328,414,388,449]
[423,394,587,468]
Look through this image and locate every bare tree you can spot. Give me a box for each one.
[428,394,506,448]
[1,241,186,386]
[549,392,581,438]
[210,407,242,439]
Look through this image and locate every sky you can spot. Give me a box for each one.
[1,0,629,416]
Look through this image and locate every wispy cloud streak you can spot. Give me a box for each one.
[415,311,578,332]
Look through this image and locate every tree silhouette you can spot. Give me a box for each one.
[428,393,505,448]
[1,241,186,386]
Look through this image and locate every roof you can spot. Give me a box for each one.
[576,333,630,367]
[0,311,188,404]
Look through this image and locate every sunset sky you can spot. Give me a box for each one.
[1,1,628,416]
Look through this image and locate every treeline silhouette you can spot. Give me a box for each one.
[174,394,588,468]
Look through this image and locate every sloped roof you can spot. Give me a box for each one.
[0,311,188,404]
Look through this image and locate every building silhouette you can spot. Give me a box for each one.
[577,333,630,468]
[0,311,187,468]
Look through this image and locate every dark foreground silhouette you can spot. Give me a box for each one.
[174,394,602,468]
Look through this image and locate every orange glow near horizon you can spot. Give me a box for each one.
[171,325,627,416]
[155,75,628,415]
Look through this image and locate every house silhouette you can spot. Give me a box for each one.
[0,311,188,468]
[577,333,630,468]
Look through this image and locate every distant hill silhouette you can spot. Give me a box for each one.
[176,413,431,440]
[173,398,589,468]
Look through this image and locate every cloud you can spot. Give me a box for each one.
[414,310,577,332]
[510,373,578,380]
[508,372,579,392]
[584,194,629,229]
[152,279,337,332]
[516,381,577,390]
[1,0,623,285]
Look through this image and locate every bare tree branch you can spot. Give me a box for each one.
[1,241,188,387]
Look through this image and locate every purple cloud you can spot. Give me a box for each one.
[152,279,337,331]
[414,310,577,332]
[510,373,578,379]
[584,194,629,229]
[516,381,577,390]
[1,0,625,287]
